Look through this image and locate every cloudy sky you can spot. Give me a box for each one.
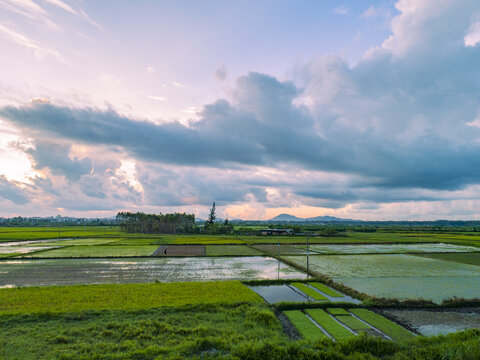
[1,0,480,220]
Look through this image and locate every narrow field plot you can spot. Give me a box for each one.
[336,315,371,331]
[153,245,206,256]
[295,243,479,255]
[23,245,159,258]
[305,309,354,340]
[416,252,480,266]
[291,282,327,300]
[174,237,245,244]
[349,309,415,342]
[111,238,166,245]
[248,285,309,303]
[251,244,307,255]
[0,245,59,254]
[0,226,122,241]
[283,310,326,341]
[0,281,262,314]
[283,254,480,278]
[205,245,262,256]
[309,282,343,297]
[0,257,307,287]
[327,308,350,316]
[38,238,120,246]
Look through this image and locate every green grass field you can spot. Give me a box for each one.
[0,281,262,315]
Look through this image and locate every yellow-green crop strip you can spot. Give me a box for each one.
[327,308,350,316]
[336,315,371,331]
[23,245,158,258]
[283,310,326,341]
[0,281,262,315]
[305,309,354,340]
[291,282,327,300]
[349,309,415,342]
[309,282,343,297]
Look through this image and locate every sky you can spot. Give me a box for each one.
[1,0,480,221]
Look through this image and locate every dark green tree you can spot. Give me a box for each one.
[208,202,216,224]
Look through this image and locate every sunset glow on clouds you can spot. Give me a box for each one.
[1,0,480,220]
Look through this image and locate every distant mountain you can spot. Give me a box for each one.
[268,214,304,222]
[268,214,360,222]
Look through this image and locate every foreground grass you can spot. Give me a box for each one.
[0,304,287,360]
[1,307,479,359]
[0,281,262,315]
[0,282,479,359]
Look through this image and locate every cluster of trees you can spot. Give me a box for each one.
[203,202,234,234]
[116,212,196,234]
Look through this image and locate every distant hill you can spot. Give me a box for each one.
[268,213,360,222]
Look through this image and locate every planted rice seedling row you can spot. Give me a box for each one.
[305,309,354,340]
[290,282,327,301]
[349,308,415,342]
[283,310,326,341]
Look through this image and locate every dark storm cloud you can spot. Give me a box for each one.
[0,176,30,204]
[26,141,92,181]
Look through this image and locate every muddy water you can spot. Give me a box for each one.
[0,256,307,287]
[380,308,480,336]
[249,285,309,303]
[296,243,479,254]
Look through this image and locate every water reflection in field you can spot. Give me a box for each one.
[0,256,307,287]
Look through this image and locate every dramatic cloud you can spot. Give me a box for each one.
[1,0,480,218]
[0,175,29,204]
[25,141,92,181]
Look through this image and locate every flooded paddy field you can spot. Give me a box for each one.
[378,308,480,336]
[0,256,307,287]
[249,283,360,304]
[294,243,479,254]
[284,254,480,303]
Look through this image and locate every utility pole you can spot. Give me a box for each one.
[306,232,309,270]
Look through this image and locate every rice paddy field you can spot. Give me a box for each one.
[0,226,479,358]
[283,253,480,303]
[0,257,307,287]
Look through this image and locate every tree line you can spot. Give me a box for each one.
[116,212,196,234]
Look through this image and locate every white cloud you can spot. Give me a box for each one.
[465,21,480,47]
[467,118,480,128]
[362,5,391,19]
[333,5,350,15]
[0,24,63,60]
[146,66,155,75]
[41,0,77,14]
[170,81,186,88]
[148,95,166,101]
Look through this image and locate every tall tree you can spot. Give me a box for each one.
[208,202,216,224]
